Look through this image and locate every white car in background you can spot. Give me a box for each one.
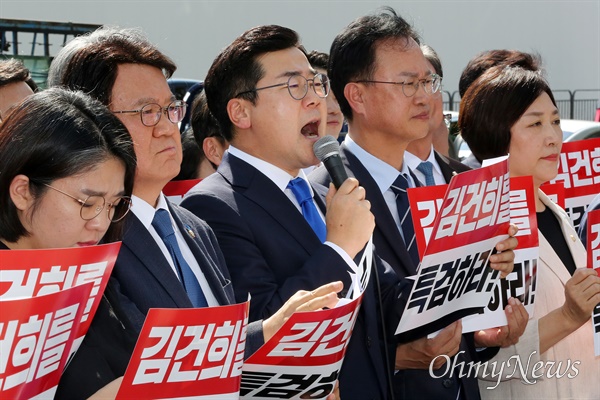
[450,119,600,162]
[560,119,600,142]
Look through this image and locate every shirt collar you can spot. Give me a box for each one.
[131,192,171,229]
[345,134,414,193]
[227,145,311,194]
[405,146,443,177]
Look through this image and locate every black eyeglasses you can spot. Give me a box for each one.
[235,73,330,101]
[354,74,442,97]
[113,100,187,127]
[43,183,132,222]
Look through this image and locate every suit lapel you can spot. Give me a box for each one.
[435,152,455,184]
[222,154,322,253]
[341,144,417,276]
[122,213,192,307]
[169,203,232,306]
[538,192,587,285]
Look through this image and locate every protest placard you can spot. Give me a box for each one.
[409,175,539,333]
[462,175,538,331]
[240,294,363,400]
[540,181,565,209]
[116,302,249,399]
[0,243,120,353]
[587,210,600,357]
[396,160,511,340]
[549,138,600,229]
[0,284,91,399]
[163,179,202,205]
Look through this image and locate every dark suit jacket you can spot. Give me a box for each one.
[113,200,264,352]
[434,151,472,184]
[310,144,483,400]
[57,199,264,398]
[181,153,409,400]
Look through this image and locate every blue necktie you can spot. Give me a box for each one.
[389,174,420,266]
[287,177,327,242]
[152,209,208,307]
[416,161,436,186]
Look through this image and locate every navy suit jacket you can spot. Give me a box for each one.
[435,151,472,184]
[57,200,262,398]
[181,153,409,400]
[112,200,264,353]
[310,144,484,400]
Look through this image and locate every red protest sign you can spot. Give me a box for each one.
[549,138,600,229]
[241,295,363,399]
[397,160,511,340]
[163,179,201,205]
[540,181,566,209]
[0,284,92,399]
[117,301,249,399]
[0,243,121,340]
[588,209,600,274]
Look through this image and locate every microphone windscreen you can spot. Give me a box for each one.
[313,135,340,161]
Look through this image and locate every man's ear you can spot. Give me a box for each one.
[344,83,367,116]
[203,137,224,167]
[9,174,33,211]
[227,98,251,130]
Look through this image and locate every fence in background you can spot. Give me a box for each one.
[443,89,600,121]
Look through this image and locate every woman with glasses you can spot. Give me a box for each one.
[459,64,600,399]
[0,87,139,399]
[0,88,343,399]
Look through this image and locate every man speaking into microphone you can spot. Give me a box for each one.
[181,24,413,399]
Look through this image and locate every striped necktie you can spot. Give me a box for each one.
[389,174,420,266]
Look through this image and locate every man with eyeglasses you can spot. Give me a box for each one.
[181,25,413,399]
[404,44,471,186]
[51,26,343,398]
[309,7,525,400]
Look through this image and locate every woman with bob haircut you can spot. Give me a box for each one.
[459,64,600,399]
[0,87,140,398]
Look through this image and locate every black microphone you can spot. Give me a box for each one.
[313,136,348,189]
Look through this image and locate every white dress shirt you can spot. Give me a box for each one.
[405,146,446,186]
[344,134,415,240]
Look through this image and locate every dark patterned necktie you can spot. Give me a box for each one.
[416,161,436,186]
[389,174,419,266]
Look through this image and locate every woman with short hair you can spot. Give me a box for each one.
[460,64,600,399]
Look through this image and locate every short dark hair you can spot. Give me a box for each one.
[307,50,329,71]
[190,90,225,171]
[458,50,541,98]
[174,128,202,181]
[459,65,555,161]
[0,88,136,243]
[0,58,37,91]
[328,6,420,120]
[204,25,303,142]
[55,26,177,105]
[420,44,443,78]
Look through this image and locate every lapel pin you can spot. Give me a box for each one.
[184,224,196,238]
[570,234,576,242]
